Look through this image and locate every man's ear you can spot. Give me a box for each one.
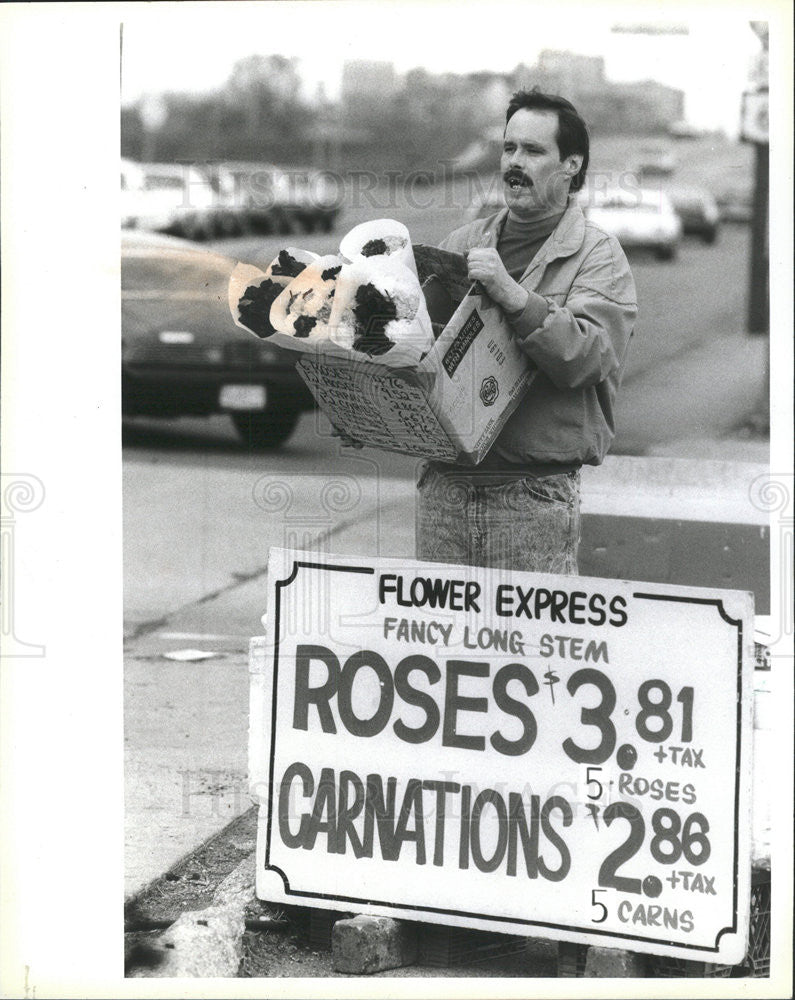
[564,154,583,179]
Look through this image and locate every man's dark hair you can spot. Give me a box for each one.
[505,89,589,192]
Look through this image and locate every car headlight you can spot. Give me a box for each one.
[159,330,195,344]
[257,341,281,362]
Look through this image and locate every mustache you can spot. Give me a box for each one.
[503,169,533,186]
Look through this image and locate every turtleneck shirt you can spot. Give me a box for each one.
[498,209,564,282]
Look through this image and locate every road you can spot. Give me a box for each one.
[124,195,767,895]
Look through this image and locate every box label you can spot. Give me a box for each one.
[479,375,499,406]
[251,549,754,963]
[297,356,459,460]
[443,309,484,377]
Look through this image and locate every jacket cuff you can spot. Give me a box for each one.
[506,290,550,338]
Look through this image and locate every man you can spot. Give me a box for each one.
[415,89,637,574]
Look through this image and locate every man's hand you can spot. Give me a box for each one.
[330,425,364,449]
[466,248,528,314]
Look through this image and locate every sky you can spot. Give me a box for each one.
[120,1,765,137]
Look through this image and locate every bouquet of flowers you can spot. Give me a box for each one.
[228,219,435,368]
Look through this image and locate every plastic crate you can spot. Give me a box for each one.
[647,869,770,978]
[647,955,734,978]
[292,907,346,951]
[746,870,771,976]
[557,871,771,979]
[558,941,589,977]
[418,925,526,967]
[753,639,771,671]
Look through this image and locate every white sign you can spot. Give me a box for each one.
[741,89,769,144]
[250,549,754,963]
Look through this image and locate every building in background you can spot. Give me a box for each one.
[536,49,606,92]
[511,50,684,135]
[583,79,685,133]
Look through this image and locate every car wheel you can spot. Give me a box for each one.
[702,227,718,245]
[320,215,335,233]
[249,213,273,235]
[275,210,295,236]
[182,215,208,241]
[215,211,241,238]
[655,245,676,262]
[232,402,301,450]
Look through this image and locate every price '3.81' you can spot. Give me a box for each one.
[563,671,695,765]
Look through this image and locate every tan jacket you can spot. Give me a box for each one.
[440,199,637,468]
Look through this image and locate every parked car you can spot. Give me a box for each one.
[213,162,343,235]
[582,187,682,261]
[634,145,678,177]
[668,187,721,243]
[667,120,707,140]
[121,158,147,227]
[121,230,314,448]
[466,181,682,260]
[121,160,239,240]
[284,167,343,234]
[715,183,753,224]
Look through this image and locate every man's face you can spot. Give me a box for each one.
[501,108,574,218]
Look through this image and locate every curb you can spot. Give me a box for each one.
[125,807,262,978]
[127,854,257,978]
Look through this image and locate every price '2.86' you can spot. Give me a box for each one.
[598,804,711,894]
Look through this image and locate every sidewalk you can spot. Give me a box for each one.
[612,330,768,456]
[648,436,769,463]
[125,489,417,896]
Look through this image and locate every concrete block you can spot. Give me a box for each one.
[332,915,417,974]
[583,944,647,977]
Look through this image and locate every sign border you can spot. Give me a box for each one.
[262,560,748,955]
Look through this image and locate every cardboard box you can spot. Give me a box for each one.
[296,245,534,464]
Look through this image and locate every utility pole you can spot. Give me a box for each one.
[742,22,770,334]
[747,141,769,334]
[740,22,770,432]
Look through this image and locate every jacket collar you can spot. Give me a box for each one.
[540,197,587,260]
[484,197,587,284]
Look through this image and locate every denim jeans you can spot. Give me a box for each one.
[415,465,581,575]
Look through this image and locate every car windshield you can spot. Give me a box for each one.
[122,249,231,297]
[601,203,661,213]
[593,197,662,213]
[143,175,187,192]
[672,193,706,208]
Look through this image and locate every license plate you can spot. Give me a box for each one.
[219,385,266,410]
